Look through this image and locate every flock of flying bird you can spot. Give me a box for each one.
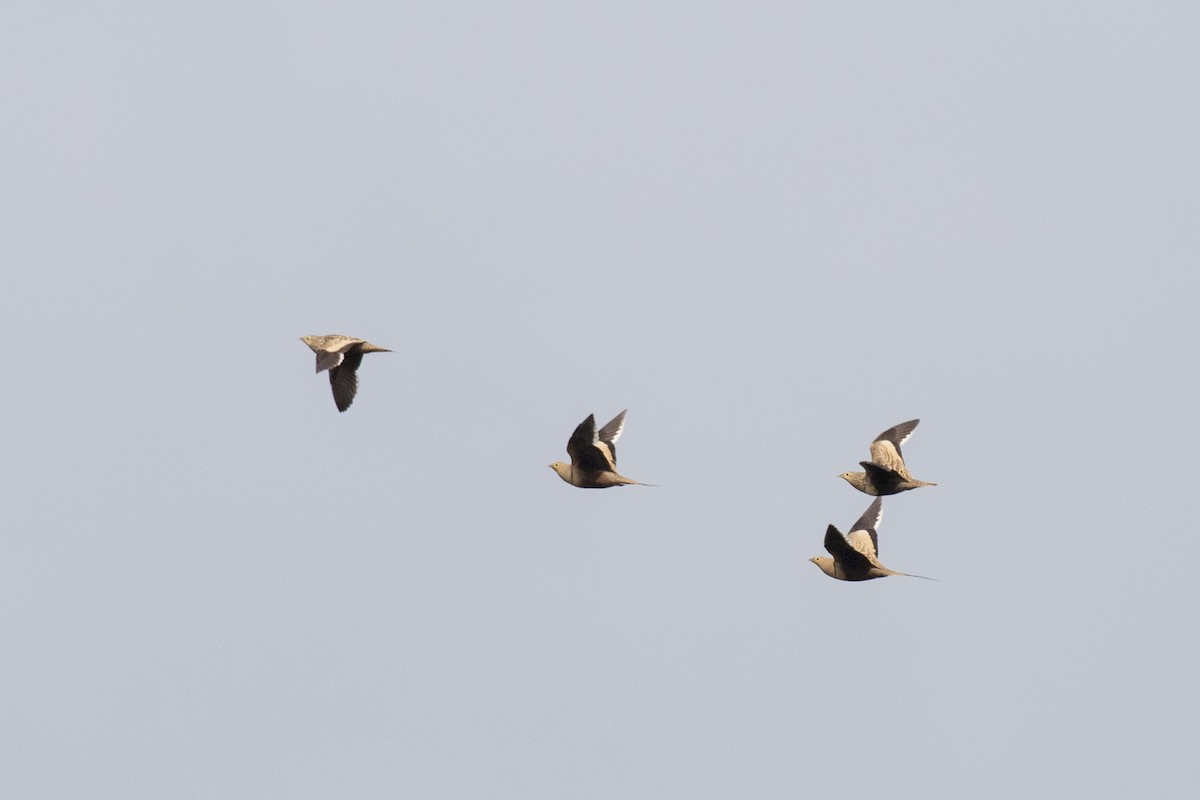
[301,333,939,583]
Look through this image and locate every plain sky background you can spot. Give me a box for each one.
[2,2,1198,798]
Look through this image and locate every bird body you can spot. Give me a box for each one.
[809,497,932,581]
[840,419,936,496]
[300,334,391,412]
[550,463,643,488]
[549,410,650,488]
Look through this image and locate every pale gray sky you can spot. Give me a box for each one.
[2,2,1198,798]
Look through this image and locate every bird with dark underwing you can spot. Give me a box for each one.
[809,497,933,581]
[549,410,653,488]
[300,334,391,412]
[839,419,936,496]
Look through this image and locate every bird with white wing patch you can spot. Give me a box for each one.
[810,497,934,581]
[840,419,937,496]
[549,410,654,488]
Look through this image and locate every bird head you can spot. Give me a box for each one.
[838,471,863,489]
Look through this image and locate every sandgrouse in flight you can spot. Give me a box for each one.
[300,334,391,412]
[839,419,936,496]
[549,410,651,488]
[810,497,933,581]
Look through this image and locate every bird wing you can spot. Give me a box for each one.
[566,415,616,472]
[860,461,897,481]
[823,525,875,572]
[844,529,879,560]
[595,410,627,466]
[848,497,884,552]
[314,350,345,374]
[870,419,919,469]
[328,346,364,412]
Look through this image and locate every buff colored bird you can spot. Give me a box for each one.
[840,419,936,496]
[549,410,651,488]
[300,335,391,412]
[810,498,933,581]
